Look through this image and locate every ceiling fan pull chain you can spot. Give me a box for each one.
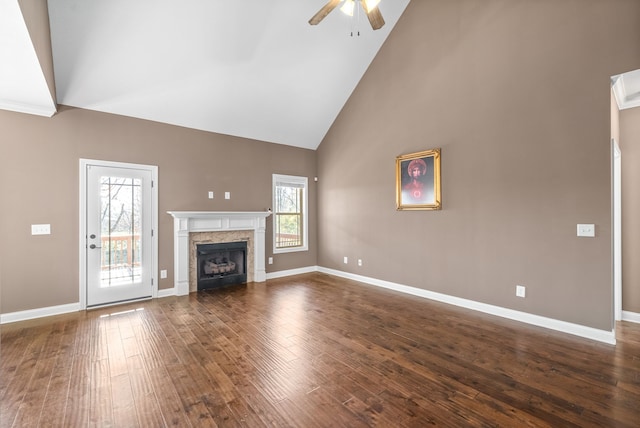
[350,0,361,37]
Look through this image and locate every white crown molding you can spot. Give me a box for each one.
[612,72,640,111]
[0,100,56,117]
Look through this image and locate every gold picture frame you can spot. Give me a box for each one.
[396,148,441,210]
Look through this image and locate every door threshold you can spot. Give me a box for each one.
[87,296,153,310]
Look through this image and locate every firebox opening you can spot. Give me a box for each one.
[197,241,247,291]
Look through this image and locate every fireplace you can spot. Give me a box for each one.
[167,211,271,296]
[197,241,247,290]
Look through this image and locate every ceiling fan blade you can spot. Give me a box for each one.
[309,0,342,25]
[365,6,385,30]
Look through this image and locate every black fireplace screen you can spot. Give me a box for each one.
[196,241,247,290]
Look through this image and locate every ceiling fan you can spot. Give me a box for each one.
[309,0,385,30]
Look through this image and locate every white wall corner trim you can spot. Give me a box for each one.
[266,266,319,280]
[318,267,616,345]
[157,288,177,298]
[0,302,81,324]
[622,311,640,324]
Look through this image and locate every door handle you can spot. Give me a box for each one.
[89,244,102,249]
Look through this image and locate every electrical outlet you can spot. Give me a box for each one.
[225,192,231,199]
[208,191,214,199]
[268,257,273,265]
[160,270,167,279]
[516,285,526,298]
[358,259,362,266]
[577,224,595,237]
[343,256,348,264]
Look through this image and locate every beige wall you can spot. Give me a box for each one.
[0,106,317,314]
[317,0,640,331]
[3,0,640,332]
[621,106,640,313]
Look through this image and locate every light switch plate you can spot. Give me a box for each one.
[225,192,230,199]
[208,191,214,199]
[31,224,51,235]
[577,224,595,237]
[160,269,167,279]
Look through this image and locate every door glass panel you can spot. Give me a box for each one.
[100,176,142,287]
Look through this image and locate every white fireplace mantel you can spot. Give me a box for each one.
[167,211,271,296]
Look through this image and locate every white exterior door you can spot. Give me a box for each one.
[83,161,156,307]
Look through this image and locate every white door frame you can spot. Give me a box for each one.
[612,140,622,321]
[79,158,158,309]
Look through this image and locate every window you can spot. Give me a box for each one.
[273,174,308,253]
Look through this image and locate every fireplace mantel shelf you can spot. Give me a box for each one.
[167,211,272,295]
[167,211,272,219]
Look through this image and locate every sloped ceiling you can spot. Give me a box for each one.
[6,0,639,148]
[0,0,411,150]
[0,0,56,117]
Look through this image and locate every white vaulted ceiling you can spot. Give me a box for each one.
[6,0,640,149]
[0,0,56,117]
[0,0,411,149]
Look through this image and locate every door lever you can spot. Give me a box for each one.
[89,244,102,249]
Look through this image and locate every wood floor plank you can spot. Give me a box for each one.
[61,352,90,427]
[164,363,218,427]
[39,329,75,428]
[1,272,640,427]
[89,358,114,427]
[146,365,193,427]
[0,325,51,428]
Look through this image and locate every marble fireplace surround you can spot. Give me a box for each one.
[167,211,271,296]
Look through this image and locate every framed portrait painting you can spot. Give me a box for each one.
[396,148,441,210]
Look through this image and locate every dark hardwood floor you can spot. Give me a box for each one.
[1,272,639,427]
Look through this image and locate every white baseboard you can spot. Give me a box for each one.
[157,288,177,298]
[0,302,81,324]
[622,310,640,324]
[266,266,319,280]
[318,267,616,345]
[1,268,622,344]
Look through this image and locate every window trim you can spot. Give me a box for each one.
[272,174,308,254]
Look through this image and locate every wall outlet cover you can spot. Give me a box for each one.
[31,224,51,235]
[577,224,595,237]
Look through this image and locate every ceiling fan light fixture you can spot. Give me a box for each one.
[340,0,355,17]
[309,0,385,31]
[364,0,381,12]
